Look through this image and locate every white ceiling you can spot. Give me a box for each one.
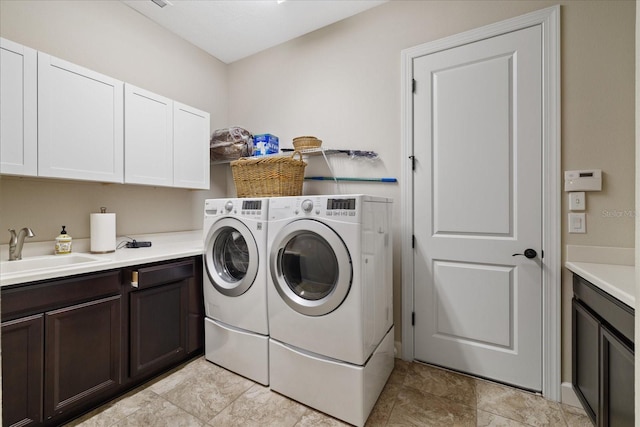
[121,0,387,64]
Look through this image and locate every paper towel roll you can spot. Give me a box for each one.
[90,212,116,253]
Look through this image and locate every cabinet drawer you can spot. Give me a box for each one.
[573,274,634,343]
[127,259,195,290]
[1,270,121,322]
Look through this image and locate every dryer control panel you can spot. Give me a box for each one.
[325,198,357,218]
[269,196,362,222]
[327,198,356,210]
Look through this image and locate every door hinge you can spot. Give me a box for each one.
[412,79,416,93]
[412,234,415,248]
[409,155,415,171]
[541,250,544,259]
[412,311,415,326]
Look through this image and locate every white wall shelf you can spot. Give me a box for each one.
[214,147,395,184]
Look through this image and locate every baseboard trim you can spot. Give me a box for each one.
[561,382,582,408]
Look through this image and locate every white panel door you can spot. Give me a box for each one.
[124,84,173,186]
[413,25,542,390]
[173,102,210,190]
[0,38,37,176]
[38,52,123,183]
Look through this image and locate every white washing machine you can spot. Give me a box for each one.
[267,195,394,426]
[203,198,269,385]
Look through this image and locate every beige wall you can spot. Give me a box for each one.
[560,0,636,383]
[0,0,635,389]
[228,0,636,384]
[0,0,230,241]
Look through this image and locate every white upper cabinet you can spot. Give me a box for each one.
[125,85,210,190]
[173,102,210,190]
[38,52,124,183]
[0,38,38,176]
[124,84,173,186]
[1,39,209,189]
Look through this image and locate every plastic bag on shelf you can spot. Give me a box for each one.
[210,127,253,162]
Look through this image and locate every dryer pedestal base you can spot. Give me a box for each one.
[205,317,269,385]
[269,326,394,427]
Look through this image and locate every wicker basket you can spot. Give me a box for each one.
[293,136,322,150]
[231,151,306,197]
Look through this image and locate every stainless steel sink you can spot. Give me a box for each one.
[1,254,107,275]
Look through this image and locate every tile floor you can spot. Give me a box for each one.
[65,356,593,427]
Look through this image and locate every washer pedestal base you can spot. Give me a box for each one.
[269,326,394,426]
[204,317,269,385]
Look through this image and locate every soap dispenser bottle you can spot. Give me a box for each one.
[55,226,72,255]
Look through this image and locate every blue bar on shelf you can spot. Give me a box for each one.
[304,176,397,183]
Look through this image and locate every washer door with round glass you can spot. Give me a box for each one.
[270,220,352,316]
[205,217,259,297]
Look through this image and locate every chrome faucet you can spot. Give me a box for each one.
[8,228,35,261]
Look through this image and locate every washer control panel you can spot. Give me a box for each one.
[301,199,314,213]
[204,199,266,219]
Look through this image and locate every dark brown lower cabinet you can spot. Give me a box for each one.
[44,295,121,421]
[1,314,43,427]
[129,281,187,377]
[2,271,121,427]
[572,274,634,427]
[187,261,204,354]
[572,300,599,422]
[600,327,634,426]
[1,256,204,427]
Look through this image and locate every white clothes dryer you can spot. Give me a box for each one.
[267,195,394,426]
[203,198,269,385]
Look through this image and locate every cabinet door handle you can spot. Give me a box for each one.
[131,271,139,288]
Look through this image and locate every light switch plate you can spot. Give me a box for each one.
[568,213,586,233]
[569,192,586,211]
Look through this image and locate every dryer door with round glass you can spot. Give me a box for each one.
[205,217,258,297]
[270,219,352,316]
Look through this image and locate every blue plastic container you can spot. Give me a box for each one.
[253,134,279,156]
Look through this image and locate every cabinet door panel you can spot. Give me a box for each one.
[601,327,634,427]
[130,281,188,378]
[173,102,210,189]
[38,52,124,183]
[187,260,204,354]
[0,38,37,176]
[124,84,173,186]
[572,299,599,424]
[1,314,43,427]
[44,295,121,420]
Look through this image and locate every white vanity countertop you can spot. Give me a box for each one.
[0,230,204,288]
[565,261,635,308]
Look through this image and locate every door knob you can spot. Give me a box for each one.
[512,249,537,259]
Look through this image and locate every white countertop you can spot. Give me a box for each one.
[0,230,204,287]
[565,261,635,308]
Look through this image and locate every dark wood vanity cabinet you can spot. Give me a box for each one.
[1,314,44,427]
[600,327,634,426]
[125,259,195,379]
[44,295,122,420]
[2,271,121,427]
[1,256,204,427]
[572,274,634,427]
